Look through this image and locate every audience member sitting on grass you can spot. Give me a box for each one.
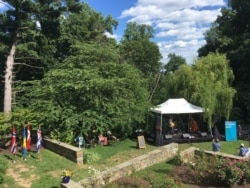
[107,130,118,141]
[239,143,250,157]
[98,134,108,145]
[74,134,84,148]
[212,138,220,152]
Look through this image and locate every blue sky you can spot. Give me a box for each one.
[0,0,228,64]
[86,0,228,64]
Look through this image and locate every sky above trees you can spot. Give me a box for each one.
[0,0,228,64]
[85,0,228,64]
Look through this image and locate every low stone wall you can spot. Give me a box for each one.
[196,150,250,161]
[61,180,83,188]
[180,147,250,164]
[61,143,178,188]
[179,146,197,164]
[43,138,83,164]
[60,144,250,188]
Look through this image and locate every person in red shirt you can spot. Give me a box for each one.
[98,134,108,145]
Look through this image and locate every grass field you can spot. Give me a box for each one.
[1,138,249,188]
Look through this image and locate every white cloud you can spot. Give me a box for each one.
[104,31,122,42]
[0,0,5,9]
[119,0,226,64]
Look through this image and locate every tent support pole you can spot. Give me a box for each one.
[160,113,162,136]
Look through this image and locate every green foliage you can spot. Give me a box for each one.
[212,158,250,187]
[16,63,151,141]
[120,22,162,76]
[187,152,250,187]
[84,150,101,164]
[119,22,162,103]
[164,53,186,73]
[172,52,236,129]
[57,4,118,62]
[152,53,187,104]
[198,0,250,122]
[171,151,182,166]
[0,113,11,137]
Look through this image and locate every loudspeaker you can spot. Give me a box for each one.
[182,133,190,139]
[165,135,172,140]
[200,132,207,137]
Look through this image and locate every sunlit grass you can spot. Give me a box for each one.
[1,138,248,187]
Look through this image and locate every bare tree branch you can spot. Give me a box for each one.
[14,62,44,69]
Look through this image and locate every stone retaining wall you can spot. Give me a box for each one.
[196,149,250,161]
[43,138,83,164]
[180,147,250,164]
[61,143,178,188]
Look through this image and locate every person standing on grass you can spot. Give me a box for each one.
[212,138,220,152]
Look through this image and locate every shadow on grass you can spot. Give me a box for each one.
[129,146,138,149]
[3,154,13,161]
[153,168,172,174]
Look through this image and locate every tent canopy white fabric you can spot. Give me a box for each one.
[151,98,204,114]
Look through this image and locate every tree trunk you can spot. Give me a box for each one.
[4,40,16,115]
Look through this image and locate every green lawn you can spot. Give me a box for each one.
[130,139,250,187]
[1,138,249,187]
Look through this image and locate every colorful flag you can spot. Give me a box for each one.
[22,127,27,159]
[10,127,17,154]
[36,127,42,153]
[26,123,31,151]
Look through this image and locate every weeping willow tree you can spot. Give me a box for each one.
[173,52,236,131]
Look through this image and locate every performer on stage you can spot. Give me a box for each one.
[169,116,175,134]
[189,117,199,133]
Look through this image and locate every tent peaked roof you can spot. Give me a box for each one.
[151,98,204,114]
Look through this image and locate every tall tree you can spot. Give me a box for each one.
[174,53,236,130]
[151,53,187,104]
[0,0,82,115]
[119,22,162,102]
[164,53,186,73]
[16,62,151,141]
[56,5,118,64]
[12,4,151,141]
[119,22,162,76]
[198,0,250,121]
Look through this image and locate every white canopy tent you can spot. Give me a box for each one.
[151,98,205,135]
[151,98,204,114]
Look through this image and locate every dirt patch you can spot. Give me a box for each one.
[6,163,37,188]
[1,145,38,188]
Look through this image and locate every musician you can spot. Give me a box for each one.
[189,117,199,133]
[169,116,175,134]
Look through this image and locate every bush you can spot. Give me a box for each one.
[83,150,101,164]
[189,153,250,187]
[212,158,250,187]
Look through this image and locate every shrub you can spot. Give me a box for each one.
[83,150,101,164]
[189,153,250,187]
[171,151,182,166]
[212,158,250,187]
